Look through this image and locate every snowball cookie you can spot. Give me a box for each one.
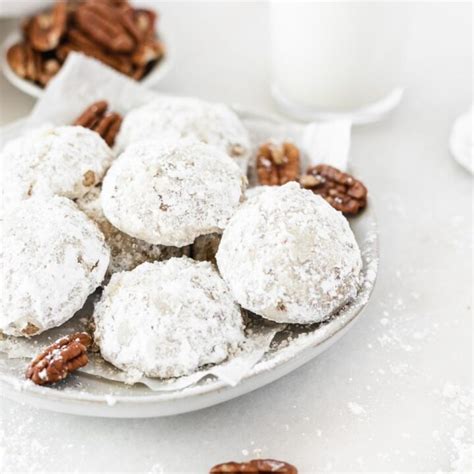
[0,196,110,337]
[1,125,113,208]
[115,96,251,173]
[101,140,246,247]
[76,186,189,275]
[216,182,363,324]
[94,257,245,378]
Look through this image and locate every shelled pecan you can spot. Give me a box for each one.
[300,164,368,215]
[210,459,298,474]
[27,0,67,52]
[26,332,92,385]
[256,142,300,186]
[75,2,135,53]
[6,43,29,79]
[5,0,164,88]
[73,100,123,146]
[73,100,109,128]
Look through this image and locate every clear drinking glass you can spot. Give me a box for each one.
[270,1,404,123]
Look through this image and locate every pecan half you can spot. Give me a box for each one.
[11,43,44,84]
[75,2,135,53]
[210,459,298,474]
[300,164,368,215]
[6,43,28,79]
[73,100,109,128]
[256,142,300,186]
[73,101,123,146]
[93,113,123,147]
[26,332,92,385]
[27,0,67,52]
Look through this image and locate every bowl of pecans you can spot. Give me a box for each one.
[1,0,171,98]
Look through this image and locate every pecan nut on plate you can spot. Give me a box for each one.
[73,100,123,147]
[6,0,165,88]
[210,459,298,474]
[256,142,300,186]
[26,332,92,385]
[300,164,368,215]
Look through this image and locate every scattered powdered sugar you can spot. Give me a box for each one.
[115,96,252,173]
[216,183,362,324]
[1,125,113,210]
[101,140,246,247]
[435,382,474,472]
[347,401,366,416]
[76,185,188,275]
[0,196,109,337]
[147,463,164,474]
[104,395,117,407]
[94,257,245,378]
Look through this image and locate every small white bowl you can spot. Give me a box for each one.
[1,30,172,98]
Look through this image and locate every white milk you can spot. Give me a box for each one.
[271,2,403,111]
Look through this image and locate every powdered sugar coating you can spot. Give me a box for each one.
[115,96,251,173]
[94,258,245,378]
[101,140,246,247]
[0,196,110,337]
[216,183,363,324]
[76,186,188,275]
[1,125,113,209]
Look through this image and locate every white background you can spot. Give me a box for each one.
[0,2,472,473]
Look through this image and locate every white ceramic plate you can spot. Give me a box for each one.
[1,31,172,98]
[0,108,378,418]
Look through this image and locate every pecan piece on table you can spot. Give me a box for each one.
[210,459,298,474]
[300,164,368,215]
[256,142,300,186]
[26,332,92,386]
[27,0,67,52]
[73,101,123,147]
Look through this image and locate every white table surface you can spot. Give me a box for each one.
[0,2,472,473]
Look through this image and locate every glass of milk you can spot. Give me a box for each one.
[270,2,404,123]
